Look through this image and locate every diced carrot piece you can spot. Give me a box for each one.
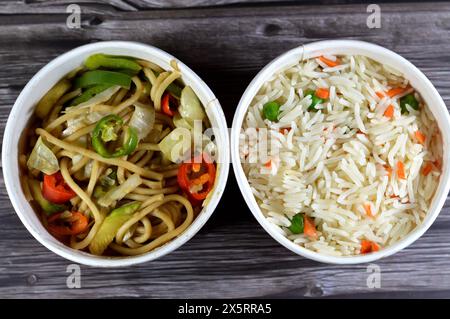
[318,56,340,67]
[304,216,318,239]
[386,87,406,98]
[397,161,406,180]
[375,91,385,99]
[383,105,395,118]
[315,88,330,99]
[264,160,272,168]
[415,131,426,145]
[364,203,373,218]
[422,162,434,176]
[360,240,380,254]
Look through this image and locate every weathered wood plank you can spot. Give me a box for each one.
[1,1,450,298]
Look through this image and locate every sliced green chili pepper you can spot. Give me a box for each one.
[70,84,112,106]
[92,114,138,158]
[305,90,324,112]
[74,70,132,89]
[400,93,419,114]
[263,101,280,122]
[85,54,142,73]
[289,213,304,234]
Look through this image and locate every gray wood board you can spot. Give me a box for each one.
[1,1,450,298]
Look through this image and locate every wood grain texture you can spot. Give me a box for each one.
[1,1,450,298]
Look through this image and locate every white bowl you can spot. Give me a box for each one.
[231,40,450,264]
[2,41,230,267]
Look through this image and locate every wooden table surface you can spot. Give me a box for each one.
[1,0,450,299]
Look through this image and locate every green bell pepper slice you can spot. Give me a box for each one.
[92,114,138,158]
[74,70,132,89]
[70,84,112,106]
[84,54,142,73]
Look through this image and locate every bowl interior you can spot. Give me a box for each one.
[3,41,229,267]
[231,40,450,264]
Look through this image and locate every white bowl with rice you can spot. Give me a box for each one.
[3,41,230,267]
[231,40,450,264]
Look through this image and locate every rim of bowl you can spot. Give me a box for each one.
[231,39,450,264]
[2,41,230,267]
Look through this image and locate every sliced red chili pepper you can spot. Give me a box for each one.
[177,153,216,204]
[162,92,178,117]
[42,172,76,204]
[47,211,89,236]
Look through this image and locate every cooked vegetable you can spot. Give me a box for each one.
[397,161,406,180]
[69,85,120,109]
[386,87,407,98]
[173,113,193,130]
[162,92,177,117]
[42,172,76,204]
[422,162,434,176]
[315,88,330,99]
[35,79,71,119]
[288,213,304,234]
[305,90,324,112]
[27,137,59,175]
[415,130,426,145]
[129,102,155,140]
[97,173,142,207]
[360,240,380,254]
[29,179,66,215]
[89,201,142,255]
[383,104,394,118]
[319,56,340,67]
[400,93,419,113]
[262,101,280,121]
[177,153,216,203]
[179,86,206,123]
[84,54,142,73]
[74,70,132,89]
[99,168,117,188]
[158,127,192,163]
[303,216,317,239]
[92,115,138,158]
[47,211,89,236]
[375,91,385,99]
[166,82,183,99]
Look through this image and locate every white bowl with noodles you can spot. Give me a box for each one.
[231,40,450,264]
[2,41,229,267]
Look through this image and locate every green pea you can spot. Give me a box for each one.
[305,90,324,112]
[289,213,304,234]
[263,101,281,122]
[400,93,419,113]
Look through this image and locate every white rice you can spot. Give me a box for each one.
[240,55,442,256]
